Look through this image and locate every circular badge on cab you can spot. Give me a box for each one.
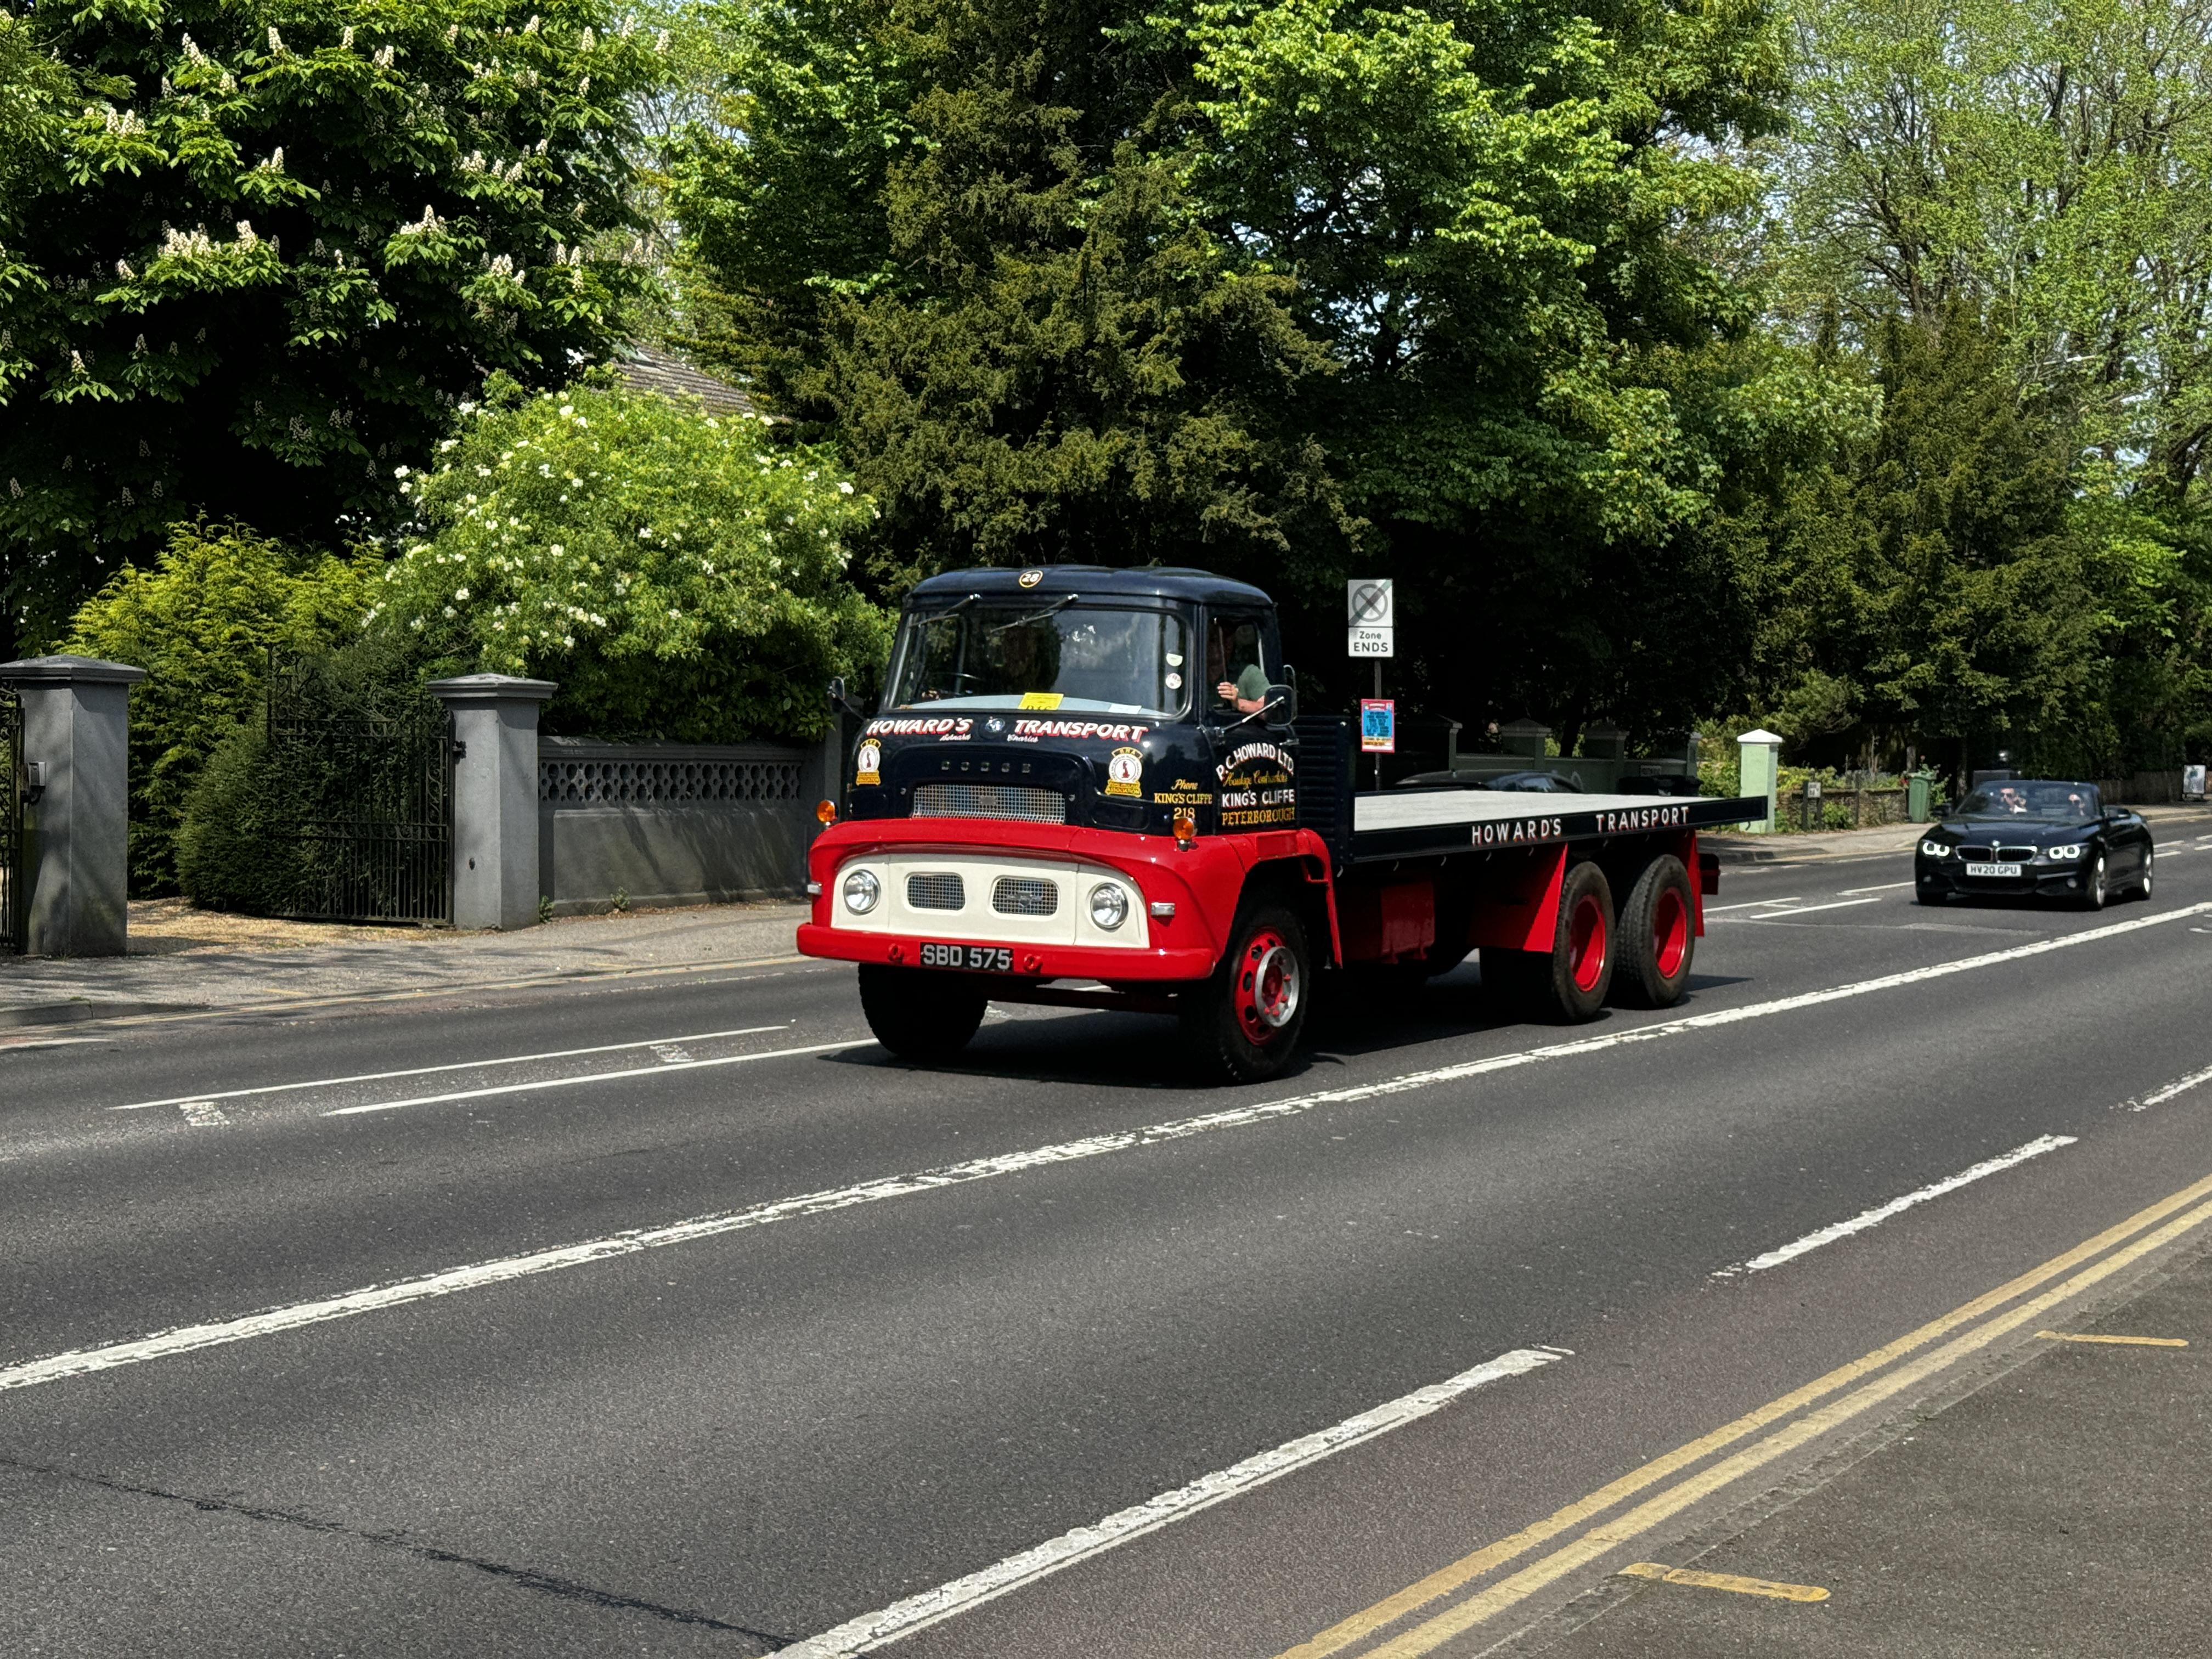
[1018,568,1044,588]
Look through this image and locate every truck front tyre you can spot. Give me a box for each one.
[1482,862,1615,1022]
[857,965,989,1062]
[1613,855,1696,1008]
[1181,906,1310,1083]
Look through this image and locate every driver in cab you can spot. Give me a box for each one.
[1210,619,1269,715]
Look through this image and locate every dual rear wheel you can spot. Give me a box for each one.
[1481,855,1695,1021]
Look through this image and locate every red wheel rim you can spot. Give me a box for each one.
[1234,928,1301,1041]
[1568,894,1607,993]
[1652,887,1689,979]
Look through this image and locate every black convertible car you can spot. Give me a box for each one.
[1915,780,2154,909]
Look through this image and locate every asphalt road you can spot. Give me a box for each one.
[7,823,2212,1657]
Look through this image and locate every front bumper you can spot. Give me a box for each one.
[1916,859,2089,899]
[799,817,1329,983]
[795,922,1222,983]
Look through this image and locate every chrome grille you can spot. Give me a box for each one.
[911,783,1067,824]
[906,872,966,911]
[992,876,1059,917]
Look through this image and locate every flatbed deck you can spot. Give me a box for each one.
[1347,789,1764,862]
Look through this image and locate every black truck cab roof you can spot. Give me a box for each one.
[907,565,1275,611]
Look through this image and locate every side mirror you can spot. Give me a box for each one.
[827,676,867,720]
[1263,682,1297,726]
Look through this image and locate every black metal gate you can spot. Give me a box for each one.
[0,684,21,953]
[259,656,455,924]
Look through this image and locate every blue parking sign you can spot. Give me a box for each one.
[1359,698,1396,754]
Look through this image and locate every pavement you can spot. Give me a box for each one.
[1520,1249,2212,1657]
[5,816,2212,1655]
[0,898,810,1026]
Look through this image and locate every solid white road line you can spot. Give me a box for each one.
[1713,1136,2076,1278]
[2125,1060,2212,1113]
[320,1039,860,1116]
[105,1025,795,1111]
[778,1347,1571,1658]
[1838,880,1916,895]
[6,901,2205,1395]
[1702,897,1802,912]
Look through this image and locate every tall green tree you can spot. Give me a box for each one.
[0,0,664,650]
[672,0,1813,740]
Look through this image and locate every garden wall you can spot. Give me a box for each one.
[537,737,833,913]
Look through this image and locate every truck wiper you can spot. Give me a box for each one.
[988,594,1076,633]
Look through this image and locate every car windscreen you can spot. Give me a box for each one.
[1956,782,2100,820]
[888,602,1191,718]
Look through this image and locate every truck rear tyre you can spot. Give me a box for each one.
[857,965,989,1062]
[1181,906,1310,1083]
[1482,862,1615,1022]
[1613,855,1696,1008]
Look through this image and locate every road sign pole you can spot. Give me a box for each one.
[1373,661,1383,791]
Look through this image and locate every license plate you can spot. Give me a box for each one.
[1963,862,2024,878]
[919,942,1013,972]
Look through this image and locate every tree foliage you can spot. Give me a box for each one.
[373,374,888,738]
[0,0,665,650]
[669,0,1819,738]
[59,518,377,891]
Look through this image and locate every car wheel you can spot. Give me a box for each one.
[2080,854,2107,911]
[2136,847,2155,901]
[1180,905,1310,1083]
[858,965,989,1061]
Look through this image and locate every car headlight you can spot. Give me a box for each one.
[1089,882,1130,930]
[2047,844,2086,861]
[1920,839,1952,857]
[842,868,881,913]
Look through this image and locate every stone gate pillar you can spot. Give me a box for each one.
[0,654,147,956]
[429,674,556,930]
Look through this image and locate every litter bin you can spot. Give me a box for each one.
[1907,771,1934,822]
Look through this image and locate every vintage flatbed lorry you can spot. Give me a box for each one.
[798,567,1763,1080]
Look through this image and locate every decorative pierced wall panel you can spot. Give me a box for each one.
[540,755,804,807]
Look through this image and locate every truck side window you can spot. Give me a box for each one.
[1209,615,1270,714]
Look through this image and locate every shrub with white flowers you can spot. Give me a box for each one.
[374,377,888,739]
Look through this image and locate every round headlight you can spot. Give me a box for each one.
[1089,882,1130,930]
[842,868,881,913]
[2050,843,2086,861]
[1920,839,1951,857]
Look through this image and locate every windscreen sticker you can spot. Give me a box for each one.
[1019,692,1064,709]
[854,739,882,786]
[1105,747,1144,798]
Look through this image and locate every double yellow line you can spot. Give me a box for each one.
[1279,1164,2212,1658]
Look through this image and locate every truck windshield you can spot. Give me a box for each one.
[888,603,1191,717]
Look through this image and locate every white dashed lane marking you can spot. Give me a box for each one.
[105,1024,795,1113]
[1713,1135,2077,1278]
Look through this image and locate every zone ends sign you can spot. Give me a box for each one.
[1347,578,1395,657]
